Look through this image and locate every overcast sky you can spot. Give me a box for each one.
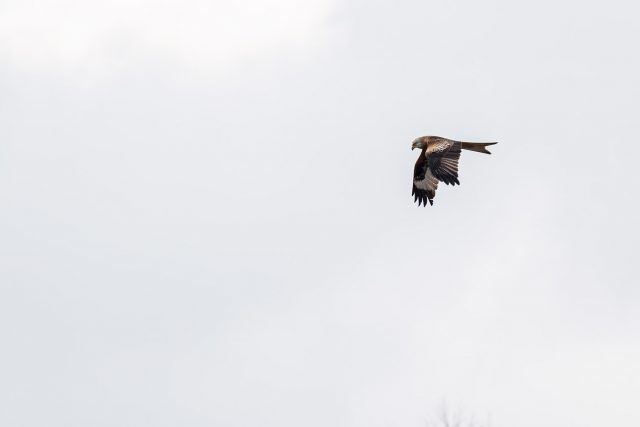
[1,1,639,426]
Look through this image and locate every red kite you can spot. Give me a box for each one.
[412,136,497,206]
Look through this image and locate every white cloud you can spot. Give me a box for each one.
[0,0,335,76]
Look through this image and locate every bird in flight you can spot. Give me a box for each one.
[411,136,497,206]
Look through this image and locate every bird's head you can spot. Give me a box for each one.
[411,137,427,150]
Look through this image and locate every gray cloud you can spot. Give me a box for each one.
[1,1,639,426]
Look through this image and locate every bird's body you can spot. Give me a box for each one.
[411,136,497,206]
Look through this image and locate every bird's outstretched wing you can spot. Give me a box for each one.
[426,138,462,186]
[413,152,439,206]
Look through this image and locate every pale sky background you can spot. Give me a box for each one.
[1,1,639,426]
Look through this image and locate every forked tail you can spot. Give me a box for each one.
[460,142,498,154]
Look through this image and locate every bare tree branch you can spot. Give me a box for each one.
[425,402,489,427]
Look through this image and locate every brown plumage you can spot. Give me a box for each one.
[411,136,497,206]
